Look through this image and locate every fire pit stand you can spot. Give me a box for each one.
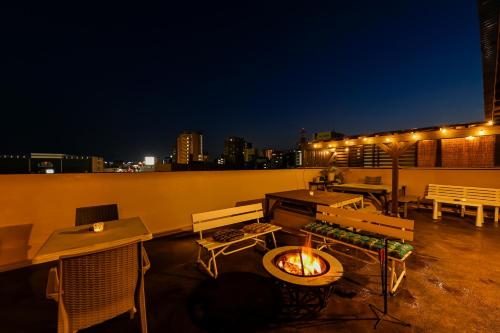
[263,246,343,317]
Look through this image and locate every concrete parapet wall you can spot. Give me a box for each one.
[0,167,499,267]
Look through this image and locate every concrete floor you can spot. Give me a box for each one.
[1,208,500,333]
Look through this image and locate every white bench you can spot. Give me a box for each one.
[302,206,414,294]
[426,184,500,227]
[192,203,281,278]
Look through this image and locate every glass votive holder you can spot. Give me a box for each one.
[93,222,104,232]
[309,190,314,196]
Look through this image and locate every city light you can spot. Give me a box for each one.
[144,156,156,166]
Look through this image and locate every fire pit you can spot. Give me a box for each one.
[263,246,343,316]
[275,248,328,277]
[263,246,342,287]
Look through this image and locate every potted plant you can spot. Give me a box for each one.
[321,166,344,184]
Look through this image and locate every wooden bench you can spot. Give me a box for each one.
[192,203,281,278]
[302,206,414,294]
[426,184,500,227]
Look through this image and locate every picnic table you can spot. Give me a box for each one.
[265,189,363,220]
[328,183,404,215]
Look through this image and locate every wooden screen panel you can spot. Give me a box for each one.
[362,144,390,167]
[303,150,331,167]
[333,147,348,167]
[399,143,417,167]
[464,135,495,167]
[417,140,437,167]
[348,145,364,167]
[442,136,495,168]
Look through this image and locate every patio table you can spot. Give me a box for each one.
[265,189,363,220]
[33,217,152,264]
[328,183,404,215]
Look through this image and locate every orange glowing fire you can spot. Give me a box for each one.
[276,236,327,276]
[277,249,324,276]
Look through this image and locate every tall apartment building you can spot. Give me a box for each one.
[223,137,246,167]
[176,132,204,164]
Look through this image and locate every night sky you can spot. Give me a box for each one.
[0,1,483,161]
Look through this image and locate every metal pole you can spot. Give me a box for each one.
[384,238,388,314]
[391,157,399,216]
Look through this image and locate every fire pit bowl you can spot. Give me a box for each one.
[263,246,343,287]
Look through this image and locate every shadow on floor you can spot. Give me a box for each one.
[187,272,282,332]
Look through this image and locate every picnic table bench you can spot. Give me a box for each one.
[426,184,500,227]
[192,203,281,278]
[302,206,414,294]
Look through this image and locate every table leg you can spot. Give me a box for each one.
[367,193,383,211]
[266,198,282,221]
[383,192,388,215]
[136,243,148,333]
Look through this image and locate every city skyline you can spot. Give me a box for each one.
[0,1,483,160]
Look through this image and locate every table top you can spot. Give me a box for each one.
[330,183,394,193]
[266,189,362,206]
[33,217,152,264]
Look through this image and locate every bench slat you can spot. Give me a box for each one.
[193,211,263,232]
[192,203,263,222]
[197,225,282,251]
[316,206,414,230]
[317,215,414,241]
[428,184,500,206]
[302,229,412,262]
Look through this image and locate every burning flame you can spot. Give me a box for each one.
[277,235,325,276]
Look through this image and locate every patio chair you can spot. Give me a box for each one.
[46,242,150,333]
[75,204,119,226]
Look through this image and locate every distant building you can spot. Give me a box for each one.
[313,131,344,141]
[223,136,246,167]
[262,149,273,161]
[176,132,203,164]
[295,150,303,167]
[269,151,284,169]
[0,153,104,174]
[244,147,256,163]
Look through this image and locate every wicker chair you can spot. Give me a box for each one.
[75,204,119,226]
[46,242,150,333]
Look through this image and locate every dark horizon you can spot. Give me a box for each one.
[0,1,484,160]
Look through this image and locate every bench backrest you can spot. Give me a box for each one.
[192,203,264,233]
[316,206,414,241]
[427,184,500,205]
